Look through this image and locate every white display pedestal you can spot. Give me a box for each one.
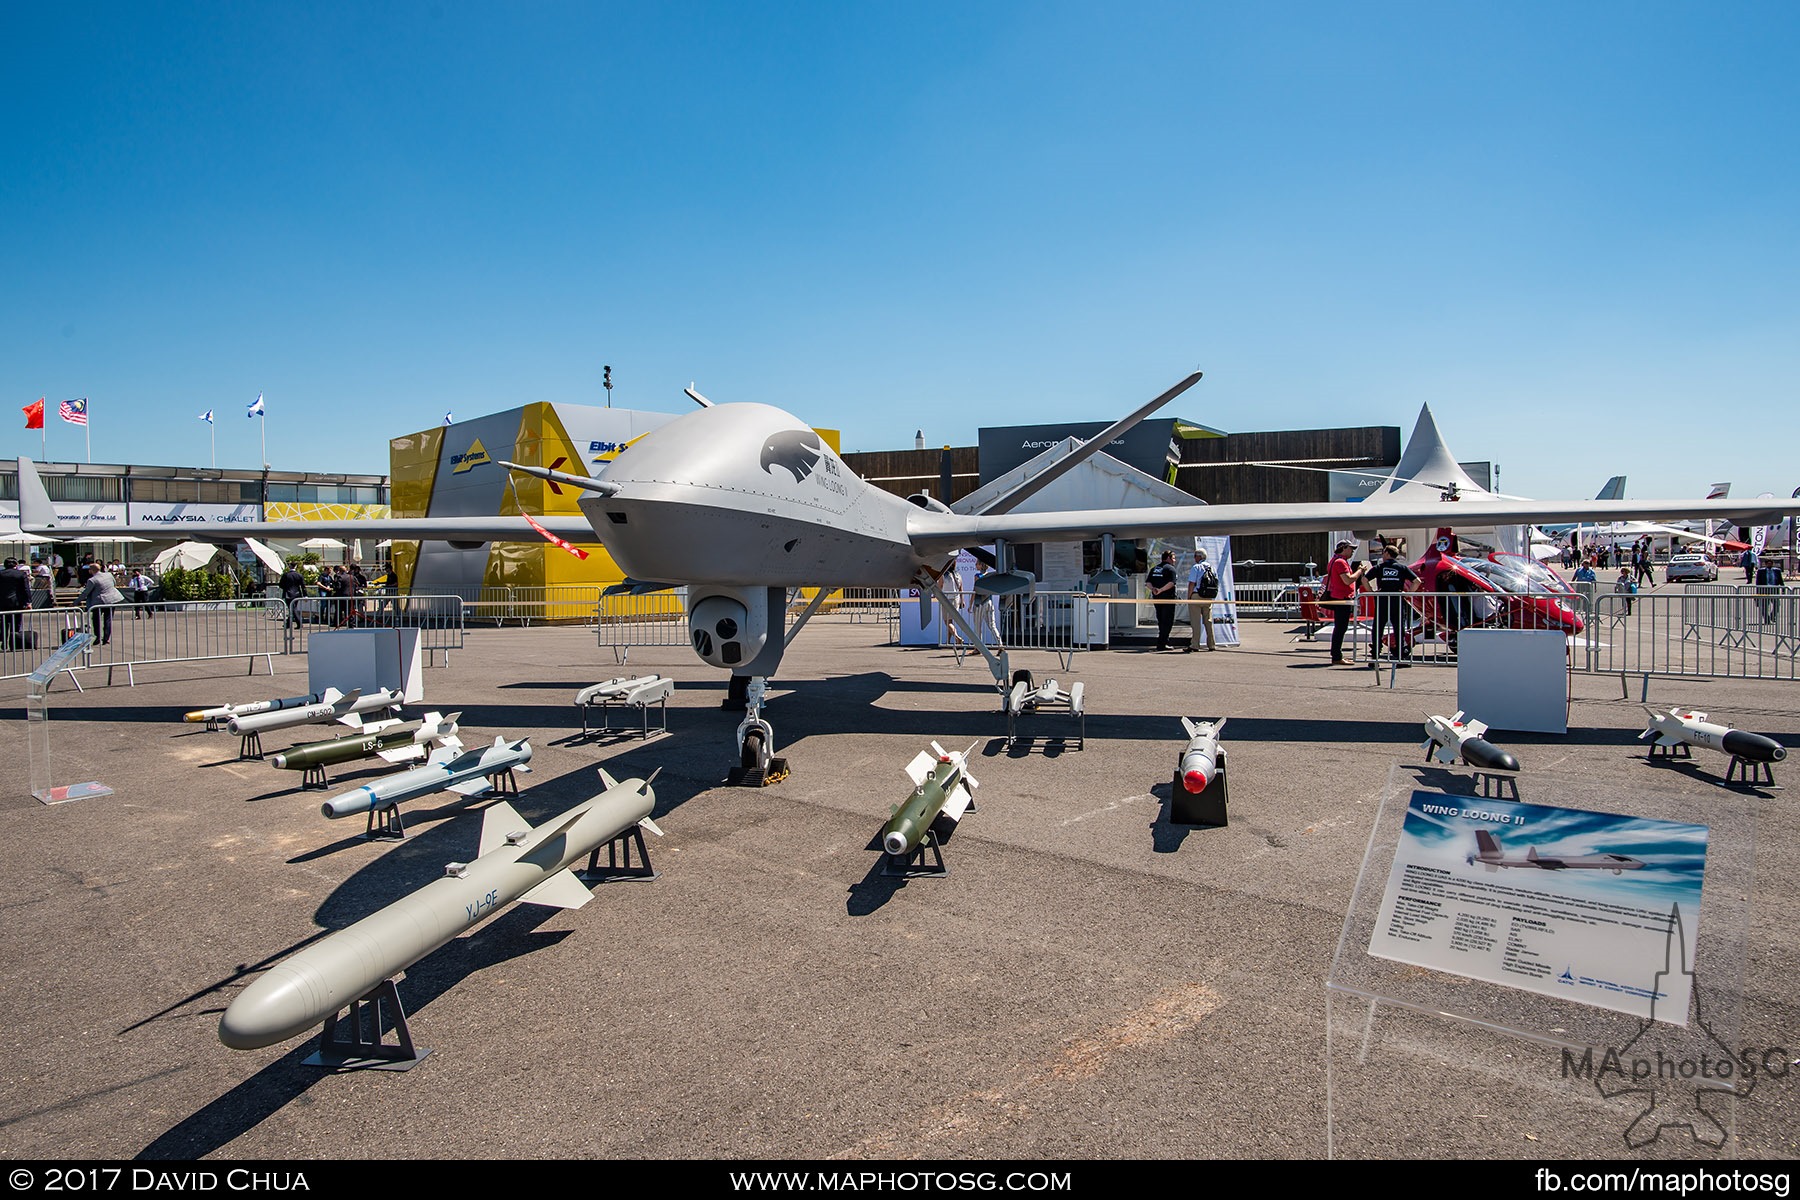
[1457,627,1568,733]
[27,632,113,805]
[309,628,424,704]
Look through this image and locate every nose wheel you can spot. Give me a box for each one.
[726,677,789,787]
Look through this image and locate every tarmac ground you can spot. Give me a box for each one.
[1,610,1795,1162]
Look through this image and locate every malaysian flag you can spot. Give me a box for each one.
[59,398,88,426]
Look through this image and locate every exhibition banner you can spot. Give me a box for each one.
[1368,791,1709,1024]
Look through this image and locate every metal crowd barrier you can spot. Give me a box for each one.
[1589,588,1798,698]
[939,589,1086,671]
[1,594,471,685]
[0,600,288,687]
[596,589,689,664]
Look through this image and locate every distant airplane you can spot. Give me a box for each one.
[20,372,1800,775]
[1536,476,1626,538]
[1467,829,1646,874]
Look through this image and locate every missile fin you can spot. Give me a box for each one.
[447,777,495,797]
[376,744,428,764]
[518,868,595,911]
[598,767,620,790]
[478,801,530,856]
[639,816,665,837]
[904,751,936,787]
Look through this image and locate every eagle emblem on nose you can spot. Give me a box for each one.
[760,429,824,482]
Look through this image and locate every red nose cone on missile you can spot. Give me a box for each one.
[1183,769,1210,794]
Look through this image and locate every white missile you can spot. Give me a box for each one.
[185,692,319,724]
[1640,708,1786,765]
[228,686,405,737]
[1422,711,1520,773]
[1177,717,1227,794]
[574,674,669,707]
[220,767,662,1051]
[321,735,534,822]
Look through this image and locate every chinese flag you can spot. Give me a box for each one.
[23,397,44,429]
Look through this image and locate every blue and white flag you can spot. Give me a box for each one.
[248,393,265,418]
[444,411,454,426]
[199,409,214,424]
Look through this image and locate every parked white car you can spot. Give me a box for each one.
[1666,553,1719,583]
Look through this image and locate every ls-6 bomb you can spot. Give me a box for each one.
[269,712,463,788]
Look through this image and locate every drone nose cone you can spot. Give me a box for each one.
[219,965,325,1050]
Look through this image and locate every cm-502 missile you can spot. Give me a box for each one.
[320,735,534,837]
[228,686,405,738]
[1422,712,1520,773]
[1641,707,1785,784]
[880,741,979,864]
[219,767,663,1058]
[270,712,463,777]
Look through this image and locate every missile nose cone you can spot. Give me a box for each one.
[218,966,320,1051]
[1461,738,1520,774]
[882,830,909,857]
[271,754,288,769]
[1721,730,1785,764]
[1182,770,1210,794]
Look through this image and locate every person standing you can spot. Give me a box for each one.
[1614,566,1638,616]
[1184,549,1218,652]
[1146,550,1180,650]
[1324,540,1367,665]
[0,558,32,647]
[279,562,307,629]
[79,563,124,646]
[1740,546,1757,583]
[30,559,53,609]
[1634,541,1655,590]
[1367,544,1419,666]
[125,567,154,618]
[1754,558,1786,624]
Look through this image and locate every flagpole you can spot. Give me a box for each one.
[211,419,216,468]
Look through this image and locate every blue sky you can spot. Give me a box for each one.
[4,2,1797,501]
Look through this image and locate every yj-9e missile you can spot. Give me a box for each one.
[186,692,320,725]
[219,766,663,1053]
[1422,712,1520,773]
[1177,717,1227,793]
[320,735,533,831]
[881,741,979,858]
[228,686,405,737]
[270,712,463,773]
[1641,707,1785,783]
[574,675,669,708]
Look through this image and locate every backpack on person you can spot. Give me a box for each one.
[1195,563,1219,600]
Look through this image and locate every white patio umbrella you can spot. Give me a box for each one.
[242,537,286,574]
[299,537,347,549]
[153,541,225,572]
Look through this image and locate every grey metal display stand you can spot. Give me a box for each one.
[26,632,114,805]
[1326,764,1752,1159]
